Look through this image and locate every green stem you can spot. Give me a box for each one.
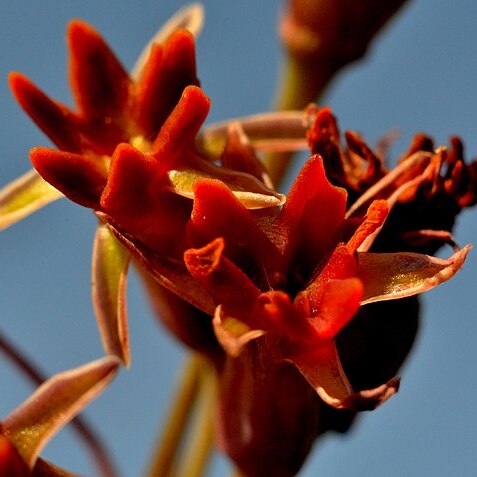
[175,360,216,477]
[145,353,203,477]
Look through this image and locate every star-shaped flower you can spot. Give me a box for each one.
[0,7,282,366]
[308,107,477,254]
[0,7,473,476]
[96,127,469,474]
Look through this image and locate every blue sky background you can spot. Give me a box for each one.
[1,1,477,476]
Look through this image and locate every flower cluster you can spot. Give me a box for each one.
[0,4,475,477]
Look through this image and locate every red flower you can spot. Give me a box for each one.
[2,17,281,365]
[304,107,477,439]
[310,117,477,285]
[176,152,468,475]
[11,19,199,158]
[1,13,472,476]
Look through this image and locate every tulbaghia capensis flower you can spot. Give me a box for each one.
[0,9,204,365]
[307,107,477,254]
[1,11,282,365]
[77,107,467,474]
[177,154,469,475]
[0,6,201,229]
[300,107,477,439]
[1,7,473,476]
[0,357,118,476]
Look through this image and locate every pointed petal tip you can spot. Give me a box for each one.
[213,305,265,357]
[179,3,205,32]
[30,147,52,177]
[8,72,42,107]
[7,71,28,93]
[67,18,98,43]
[233,190,286,209]
[3,356,120,468]
[182,84,211,110]
[66,20,102,58]
[359,243,472,305]
[67,18,130,119]
[151,85,210,154]
[184,237,225,278]
[166,25,195,47]
[346,376,401,411]
[0,169,62,231]
[94,354,122,372]
[131,3,203,80]
[159,3,204,39]
[319,376,400,411]
[30,147,106,208]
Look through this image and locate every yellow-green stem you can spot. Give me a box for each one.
[175,360,216,477]
[145,353,203,477]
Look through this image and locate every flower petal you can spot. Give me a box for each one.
[68,20,131,121]
[131,3,204,80]
[197,111,309,158]
[278,155,347,269]
[292,341,353,408]
[220,123,274,188]
[99,216,215,315]
[100,144,191,254]
[188,179,282,277]
[134,30,199,138]
[252,291,317,344]
[100,144,159,214]
[293,341,399,410]
[30,147,107,208]
[2,357,119,468]
[184,237,260,319]
[305,278,363,339]
[153,88,283,209]
[307,107,346,183]
[359,245,472,304]
[299,244,358,308]
[9,73,83,152]
[345,130,386,186]
[168,169,284,209]
[0,169,62,231]
[213,305,265,357]
[151,85,210,157]
[92,223,130,366]
[345,377,401,411]
[346,150,432,218]
[346,199,389,253]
